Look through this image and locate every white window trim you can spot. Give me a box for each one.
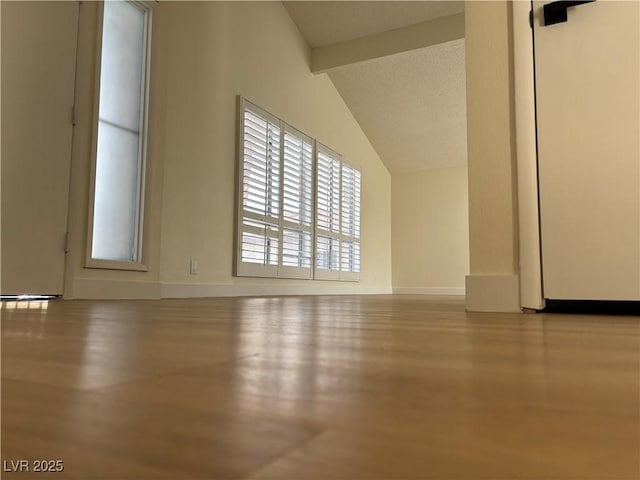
[85,0,153,271]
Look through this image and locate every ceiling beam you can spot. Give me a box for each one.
[311,13,465,74]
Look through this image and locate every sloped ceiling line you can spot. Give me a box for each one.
[312,13,465,74]
[283,1,467,174]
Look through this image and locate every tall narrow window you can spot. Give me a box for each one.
[88,0,151,267]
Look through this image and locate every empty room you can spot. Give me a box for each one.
[1,1,638,479]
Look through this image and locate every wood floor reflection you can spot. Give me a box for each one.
[2,295,639,479]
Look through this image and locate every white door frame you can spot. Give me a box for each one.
[512,0,545,310]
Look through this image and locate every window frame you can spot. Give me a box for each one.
[85,0,153,272]
[235,97,361,282]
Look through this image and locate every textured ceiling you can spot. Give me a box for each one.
[283,1,464,48]
[328,39,467,174]
[282,1,467,174]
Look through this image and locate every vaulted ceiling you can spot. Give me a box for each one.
[284,1,464,48]
[283,1,467,175]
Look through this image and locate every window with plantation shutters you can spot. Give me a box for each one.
[314,145,342,280]
[236,97,361,282]
[340,164,361,280]
[280,125,314,278]
[314,145,361,281]
[236,101,281,277]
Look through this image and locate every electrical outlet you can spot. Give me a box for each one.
[189,259,198,275]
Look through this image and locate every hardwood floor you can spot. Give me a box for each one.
[1,295,639,479]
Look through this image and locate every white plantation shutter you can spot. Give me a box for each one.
[315,144,342,280]
[236,97,361,282]
[242,110,280,218]
[279,124,314,278]
[340,164,361,279]
[237,100,281,277]
[240,219,279,265]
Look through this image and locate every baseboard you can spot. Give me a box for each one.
[392,287,465,295]
[66,279,392,300]
[160,282,393,298]
[69,278,161,300]
[465,274,521,312]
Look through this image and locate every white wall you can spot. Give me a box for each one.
[10,1,491,301]
[63,1,392,298]
[157,1,392,297]
[392,167,469,294]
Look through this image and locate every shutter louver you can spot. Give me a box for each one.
[282,229,312,268]
[315,145,343,280]
[242,109,280,219]
[237,102,281,276]
[279,126,314,277]
[316,150,341,235]
[340,165,361,275]
[283,131,313,226]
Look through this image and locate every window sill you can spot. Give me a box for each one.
[85,259,149,272]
